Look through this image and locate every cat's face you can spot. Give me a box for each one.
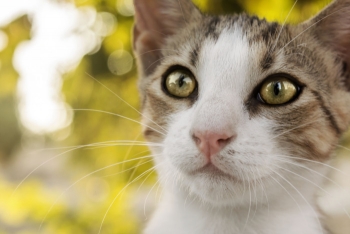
[133,0,350,206]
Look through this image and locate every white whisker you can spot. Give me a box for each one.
[98,164,162,234]
[143,180,159,219]
[242,176,252,232]
[39,155,156,231]
[277,155,348,176]
[275,156,345,191]
[121,133,143,172]
[269,171,302,212]
[273,163,350,220]
[72,108,166,136]
[13,142,161,197]
[101,158,155,178]
[277,8,345,55]
[270,118,324,140]
[255,167,269,213]
[270,0,298,53]
[85,72,168,133]
[31,140,162,152]
[270,167,324,234]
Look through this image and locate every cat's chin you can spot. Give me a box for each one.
[178,164,251,207]
[191,163,237,180]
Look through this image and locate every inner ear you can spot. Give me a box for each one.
[133,0,201,76]
[308,0,350,87]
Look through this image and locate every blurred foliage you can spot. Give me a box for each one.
[0,16,30,162]
[0,0,337,233]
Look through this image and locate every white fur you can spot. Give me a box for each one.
[145,28,328,234]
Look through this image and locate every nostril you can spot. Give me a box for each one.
[193,135,201,145]
[217,135,235,147]
[217,138,229,146]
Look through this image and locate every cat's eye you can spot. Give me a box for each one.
[165,70,196,98]
[259,76,299,105]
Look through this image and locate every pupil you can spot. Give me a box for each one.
[274,82,281,96]
[179,75,185,87]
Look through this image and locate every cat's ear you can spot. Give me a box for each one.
[133,0,201,76]
[309,0,350,87]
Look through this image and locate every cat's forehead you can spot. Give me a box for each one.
[160,14,331,93]
[196,27,256,95]
[163,14,290,74]
[165,14,285,56]
[191,14,281,42]
[162,15,292,93]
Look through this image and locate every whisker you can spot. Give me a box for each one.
[84,142,161,150]
[98,164,161,234]
[183,188,191,207]
[270,0,298,53]
[155,179,162,203]
[136,163,157,196]
[277,155,348,176]
[38,155,156,231]
[277,8,345,56]
[12,142,160,197]
[250,166,259,219]
[85,72,168,134]
[270,167,324,234]
[101,158,155,178]
[273,163,350,220]
[275,156,345,191]
[133,48,181,60]
[144,55,173,73]
[242,176,252,232]
[125,154,154,185]
[268,172,303,214]
[254,167,269,213]
[146,29,168,37]
[12,145,85,197]
[143,177,160,219]
[334,144,350,155]
[31,140,162,152]
[270,118,324,140]
[121,133,143,172]
[296,43,307,48]
[144,52,194,73]
[72,108,166,136]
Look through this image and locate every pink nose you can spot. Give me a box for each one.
[193,131,234,160]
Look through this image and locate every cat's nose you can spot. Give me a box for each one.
[192,131,234,160]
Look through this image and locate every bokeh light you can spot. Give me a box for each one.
[93,12,118,37]
[0,30,8,52]
[108,49,133,76]
[116,0,135,17]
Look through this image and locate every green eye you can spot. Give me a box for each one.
[165,70,196,98]
[259,77,299,105]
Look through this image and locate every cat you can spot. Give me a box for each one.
[132,0,350,233]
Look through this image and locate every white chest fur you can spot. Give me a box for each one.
[144,190,325,234]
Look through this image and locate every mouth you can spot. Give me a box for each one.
[191,163,238,181]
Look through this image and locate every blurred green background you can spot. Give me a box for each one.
[1,0,349,233]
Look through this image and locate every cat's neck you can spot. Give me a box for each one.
[145,192,324,234]
[145,167,328,234]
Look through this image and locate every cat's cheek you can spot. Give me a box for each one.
[332,91,350,130]
[162,136,205,173]
[159,111,206,172]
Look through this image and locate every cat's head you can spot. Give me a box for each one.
[133,0,350,206]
